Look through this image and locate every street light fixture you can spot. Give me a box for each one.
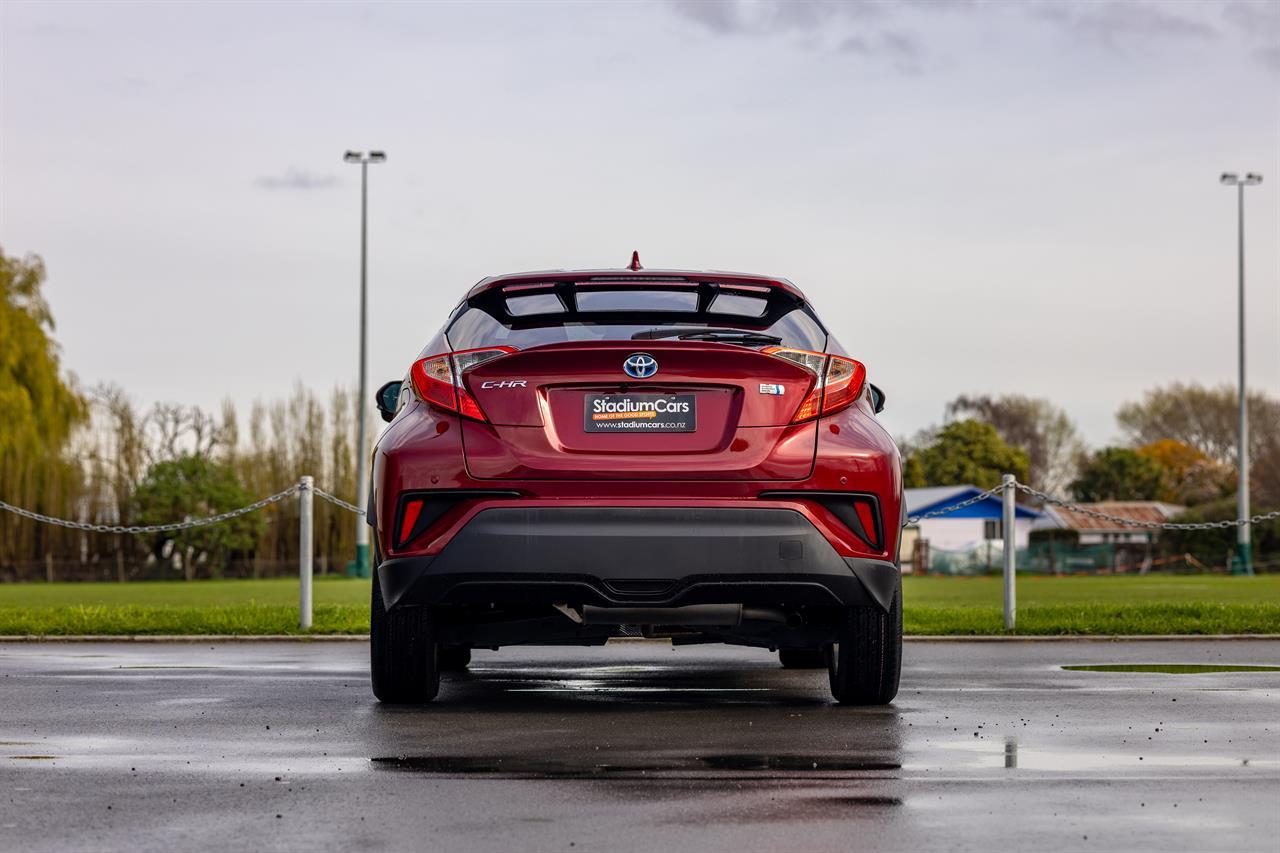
[1219,171,1262,575]
[344,149,387,578]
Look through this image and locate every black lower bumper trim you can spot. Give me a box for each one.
[377,506,898,612]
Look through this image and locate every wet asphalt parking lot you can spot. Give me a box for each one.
[1,639,1277,853]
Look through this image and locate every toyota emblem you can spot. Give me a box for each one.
[623,353,658,379]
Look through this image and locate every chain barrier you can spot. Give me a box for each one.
[3,477,1272,532]
[907,484,1007,524]
[1013,482,1280,530]
[313,487,366,516]
[0,485,302,535]
[905,479,1276,529]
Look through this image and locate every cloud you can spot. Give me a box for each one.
[666,0,935,70]
[669,0,1275,75]
[669,0,888,36]
[1255,45,1280,71]
[768,0,888,32]
[254,169,341,191]
[1030,0,1218,48]
[1222,1,1280,71]
[1222,0,1280,34]
[668,0,742,34]
[839,29,922,74]
[1029,0,1280,71]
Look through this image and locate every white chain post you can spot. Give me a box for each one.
[1002,474,1016,631]
[299,476,314,630]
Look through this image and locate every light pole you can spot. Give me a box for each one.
[344,150,386,578]
[1219,171,1262,575]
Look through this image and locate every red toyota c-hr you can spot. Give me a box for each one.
[368,259,904,705]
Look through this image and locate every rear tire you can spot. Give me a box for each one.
[370,570,440,703]
[778,648,827,669]
[828,573,902,705]
[438,646,472,671]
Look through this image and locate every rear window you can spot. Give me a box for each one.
[709,292,767,317]
[506,293,564,316]
[448,285,827,351]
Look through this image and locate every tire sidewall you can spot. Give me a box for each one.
[827,572,903,705]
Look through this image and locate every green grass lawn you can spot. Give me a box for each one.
[0,574,1277,636]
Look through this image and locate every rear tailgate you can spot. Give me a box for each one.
[459,341,819,480]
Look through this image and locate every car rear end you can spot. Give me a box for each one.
[369,268,904,705]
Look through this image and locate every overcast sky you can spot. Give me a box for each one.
[2,0,1277,446]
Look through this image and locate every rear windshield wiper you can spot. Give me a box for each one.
[676,331,782,345]
[631,328,697,340]
[631,328,782,345]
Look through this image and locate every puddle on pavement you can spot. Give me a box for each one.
[114,665,225,670]
[808,795,903,807]
[1062,663,1280,674]
[917,738,1279,772]
[0,734,367,776]
[371,754,901,778]
[476,665,772,695]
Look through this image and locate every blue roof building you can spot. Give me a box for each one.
[905,485,1042,521]
[902,485,1042,573]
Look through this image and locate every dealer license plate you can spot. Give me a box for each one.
[583,393,697,433]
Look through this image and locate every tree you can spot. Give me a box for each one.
[1137,439,1230,506]
[1163,497,1280,565]
[1070,448,1165,502]
[146,401,227,462]
[902,453,926,489]
[132,455,263,579]
[0,248,88,566]
[906,420,1029,489]
[1117,382,1277,465]
[946,394,1084,493]
[0,249,87,467]
[1117,383,1279,512]
[1253,431,1280,511]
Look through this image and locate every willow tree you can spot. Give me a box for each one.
[0,248,88,566]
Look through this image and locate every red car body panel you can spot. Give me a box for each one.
[459,422,819,481]
[372,397,902,561]
[463,341,815,428]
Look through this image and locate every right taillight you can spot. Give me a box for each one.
[763,347,867,423]
[409,346,515,421]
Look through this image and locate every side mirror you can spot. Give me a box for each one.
[375,380,403,423]
[868,383,886,415]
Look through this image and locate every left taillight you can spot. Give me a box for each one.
[398,498,424,546]
[763,347,867,423]
[409,346,516,422]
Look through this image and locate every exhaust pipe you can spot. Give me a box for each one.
[577,604,787,627]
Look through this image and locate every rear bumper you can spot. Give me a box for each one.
[376,506,899,612]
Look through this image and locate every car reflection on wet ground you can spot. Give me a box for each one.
[1,639,1277,852]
